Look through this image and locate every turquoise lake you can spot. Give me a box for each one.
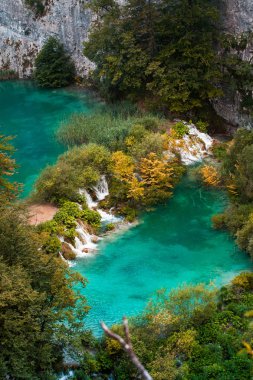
[75,175,251,334]
[0,81,251,335]
[0,81,95,196]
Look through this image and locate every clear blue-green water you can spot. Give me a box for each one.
[0,81,251,336]
[0,81,95,196]
[75,175,252,334]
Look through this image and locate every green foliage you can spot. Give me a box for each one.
[41,234,62,255]
[212,142,228,161]
[196,120,208,133]
[33,144,110,204]
[0,69,17,80]
[213,129,253,259]
[81,209,101,230]
[127,131,164,161]
[223,129,253,202]
[0,206,88,379]
[81,277,253,379]
[57,105,164,153]
[171,121,189,138]
[104,222,116,231]
[25,0,45,16]
[57,112,131,150]
[221,32,253,115]
[34,37,76,88]
[84,0,222,113]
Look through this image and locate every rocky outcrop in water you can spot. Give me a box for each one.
[0,0,93,77]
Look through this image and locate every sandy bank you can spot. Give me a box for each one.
[28,204,58,225]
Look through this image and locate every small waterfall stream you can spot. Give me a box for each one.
[61,176,121,260]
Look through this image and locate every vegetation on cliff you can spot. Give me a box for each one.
[25,0,45,16]
[211,129,253,259]
[84,0,221,115]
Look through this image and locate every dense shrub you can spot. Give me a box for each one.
[79,276,253,379]
[171,122,189,139]
[81,209,101,230]
[84,0,222,114]
[33,144,110,204]
[34,37,75,88]
[0,206,88,379]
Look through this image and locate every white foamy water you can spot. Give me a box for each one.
[167,122,213,165]
[93,175,109,201]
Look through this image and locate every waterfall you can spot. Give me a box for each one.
[97,208,121,223]
[79,188,98,209]
[81,176,121,223]
[93,175,109,201]
[59,252,75,267]
[66,223,98,258]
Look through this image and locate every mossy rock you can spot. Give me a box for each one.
[61,242,76,260]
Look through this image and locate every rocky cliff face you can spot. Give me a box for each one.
[0,0,93,77]
[214,0,253,127]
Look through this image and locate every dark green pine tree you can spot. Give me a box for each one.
[34,37,76,88]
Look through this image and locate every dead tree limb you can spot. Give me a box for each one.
[101,317,153,380]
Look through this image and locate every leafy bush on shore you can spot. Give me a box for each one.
[77,273,253,379]
[212,129,253,258]
[33,144,111,204]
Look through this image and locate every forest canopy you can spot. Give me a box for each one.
[84,0,222,114]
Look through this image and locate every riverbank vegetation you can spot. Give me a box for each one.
[67,273,253,379]
[211,129,253,259]
[33,110,185,219]
[0,137,90,378]
[1,111,253,378]
[84,0,221,115]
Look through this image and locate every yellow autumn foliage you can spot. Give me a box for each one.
[111,151,135,182]
[200,165,220,187]
[140,152,174,189]
[127,176,144,201]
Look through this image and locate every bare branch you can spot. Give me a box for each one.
[101,318,153,380]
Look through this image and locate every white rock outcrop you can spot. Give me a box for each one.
[0,0,93,77]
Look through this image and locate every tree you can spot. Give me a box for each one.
[34,37,76,88]
[140,152,174,204]
[25,0,45,16]
[111,151,135,182]
[101,317,153,380]
[84,0,222,113]
[0,206,88,378]
[0,134,19,203]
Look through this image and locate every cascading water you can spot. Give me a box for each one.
[79,189,98,208]
[67,223,98,258]
[82,176,122,223]
[93,175,109,201]
[63,176,122,259]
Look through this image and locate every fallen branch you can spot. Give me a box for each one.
[101,317,153,380]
